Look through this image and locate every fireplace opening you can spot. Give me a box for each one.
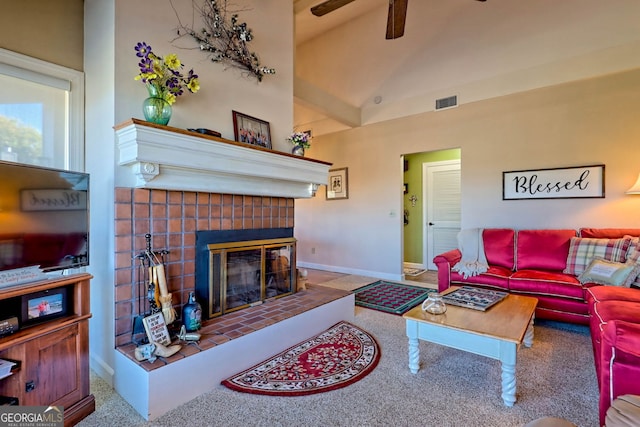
[195,228,296,319]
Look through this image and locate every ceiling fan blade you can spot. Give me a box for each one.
[310,0,357,17]
[386,0,408,39]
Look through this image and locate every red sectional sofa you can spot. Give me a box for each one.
[434,228,640,426]
[587,286,640,426]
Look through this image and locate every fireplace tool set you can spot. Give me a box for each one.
[132,235,200,362]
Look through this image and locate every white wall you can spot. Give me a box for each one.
[85,0,293,384]
[84,0,117,383]
[295,68,640,278]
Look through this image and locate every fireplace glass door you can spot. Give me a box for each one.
[205,238,296,317]
[226,247,262,310]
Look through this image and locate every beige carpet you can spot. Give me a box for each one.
[314,274,378,291]
[78,308,599,427]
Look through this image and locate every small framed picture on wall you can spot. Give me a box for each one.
[326,167,348,200]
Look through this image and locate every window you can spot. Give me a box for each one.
[0,48,84,171]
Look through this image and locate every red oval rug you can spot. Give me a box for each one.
[221,321,380,396]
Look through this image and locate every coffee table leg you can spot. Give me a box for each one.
[523,315,535,348]
[408,337,420,374]
[500,342,517,407]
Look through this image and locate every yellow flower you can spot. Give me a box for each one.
[164,92,177,105]
[187,78,200,93]
[164,54,181,70]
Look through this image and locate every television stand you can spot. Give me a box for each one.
[0,273,94,426]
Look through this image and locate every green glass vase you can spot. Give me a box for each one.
[142,84,172,125]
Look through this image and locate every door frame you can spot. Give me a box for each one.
[422,159,461,270]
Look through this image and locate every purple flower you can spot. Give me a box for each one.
[133,42,200,104]
[135,42,152,58]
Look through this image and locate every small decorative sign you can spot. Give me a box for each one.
[502,165,605,200]
[142,312,171,346]
[0,266,47,289]
[20,189,88,211]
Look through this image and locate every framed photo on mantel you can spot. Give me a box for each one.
[326,167,348,200]
[232,110,272,149]
[502,164,605,200]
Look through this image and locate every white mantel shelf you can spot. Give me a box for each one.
[114,119,332,199]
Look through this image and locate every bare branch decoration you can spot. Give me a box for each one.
[172,0,275,82]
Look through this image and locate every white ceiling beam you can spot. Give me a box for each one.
[294,77,361,128]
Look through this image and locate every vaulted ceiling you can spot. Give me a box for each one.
[293,0,640,136]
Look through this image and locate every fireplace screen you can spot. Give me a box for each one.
[204,238,296,318]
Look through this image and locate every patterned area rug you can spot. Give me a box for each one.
[221,321,380,396]
[353,280,436,315]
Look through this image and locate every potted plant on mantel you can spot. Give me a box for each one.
[287,132,311,156]
[134,42,200,126]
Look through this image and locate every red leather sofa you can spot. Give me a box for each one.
[434,227,640,426]
[434,228,640,324]
[587,286,640,426]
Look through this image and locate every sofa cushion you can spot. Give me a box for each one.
[531,295,590,316]
[509,269,584,299]
[591,300,640,327]
[450,265,511,291]
[578,258,640,287]
[579,228,640,239]
[564,237,632,276]
[627,242,640,263]
[516,229,576,271]
[482,228,515,270]
[586,286,640,310]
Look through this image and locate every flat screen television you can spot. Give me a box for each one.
[0,161,89,273]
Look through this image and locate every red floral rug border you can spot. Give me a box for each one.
[221,321,380,396]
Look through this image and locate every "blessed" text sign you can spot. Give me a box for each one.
[502,165,605,200]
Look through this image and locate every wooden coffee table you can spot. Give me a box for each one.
[403,289,537,406]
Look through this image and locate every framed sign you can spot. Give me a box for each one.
[326,167,348,200]
[502,164,605,200]
[232,110,272,149]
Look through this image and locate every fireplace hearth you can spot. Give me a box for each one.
[195,228,296,319]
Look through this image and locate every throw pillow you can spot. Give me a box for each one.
[564,237,632,276]
[625,236,640,263]
[578,258,640,287]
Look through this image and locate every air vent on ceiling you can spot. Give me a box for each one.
[435,95,458,110]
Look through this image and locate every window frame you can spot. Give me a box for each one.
[0,47,85,171]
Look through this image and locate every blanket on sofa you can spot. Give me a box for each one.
[453,228,489,279]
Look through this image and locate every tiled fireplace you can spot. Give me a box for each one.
[112,120,354,421]
[114,188,294,347]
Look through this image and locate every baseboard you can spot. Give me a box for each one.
[90,354,115,387]
[403,262,425,270]
[297,261,402,282]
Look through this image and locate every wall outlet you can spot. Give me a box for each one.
[311,247,316,254]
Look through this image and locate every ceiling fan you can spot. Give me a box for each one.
[310,0,487,40]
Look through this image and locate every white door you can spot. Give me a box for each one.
[423,161,461,270]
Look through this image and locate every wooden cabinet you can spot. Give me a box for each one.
[0,273,94,426]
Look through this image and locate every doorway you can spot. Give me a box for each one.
[402,149,461,273]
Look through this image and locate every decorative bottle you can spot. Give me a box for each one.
[182,292,202,332]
